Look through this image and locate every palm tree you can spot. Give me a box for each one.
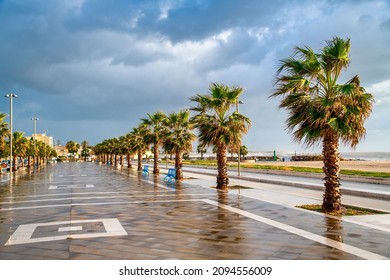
[36,140,49,166]
[0,113,9,159]
[130,124,149,171]
[271,37,374,213]
[120,135,134,168]
[65,140,80,161]
[190,83,251,190]
[110,138,120,166]
[93,143,104,163]
[81,140,91,161]
[26,138,35,168]
[164,110,196,180]
[141,112,167,175]
[240,145,248,160]
[196,144,207,160]
[100,139,111,164]
[12,131,28,171]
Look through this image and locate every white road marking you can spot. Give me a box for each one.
[5,218,127,246]
[58,226,82,232]
[49,184,95,190]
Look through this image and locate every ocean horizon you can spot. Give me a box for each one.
[241,151,390,161]
[190,151,390,161]
[275,151,390,161]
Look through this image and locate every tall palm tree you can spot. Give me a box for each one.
[12,131,28,171]
[36,140,49,166]
[190,83,251,190]
[271,37,374,213]
[26,138,35,168]
[164,110,196,180]
[0,113,9,159]
[120,135,134,168]
[110,138,120,167]
[130,124,149,171]
[142,112,167,175]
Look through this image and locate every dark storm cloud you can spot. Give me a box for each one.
[64,0,285,42]
[1,0,389,151]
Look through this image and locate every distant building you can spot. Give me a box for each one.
[26,133,54,147]
[53,145,68,157]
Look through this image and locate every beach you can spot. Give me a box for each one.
[242,160,390,173]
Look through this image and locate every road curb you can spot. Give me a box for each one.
[182,168,390,201]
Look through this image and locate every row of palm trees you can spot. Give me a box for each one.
[96,37,374,214]
[0,113,57,170]
[94,82,251,189]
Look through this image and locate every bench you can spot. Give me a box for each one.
[142,165,149,175]
[164,168,176,183]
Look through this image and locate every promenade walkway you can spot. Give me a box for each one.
[0,162,389,260]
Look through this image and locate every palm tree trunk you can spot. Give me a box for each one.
[12,155,17,171]
[216,144,228,190]
[175,150,183,180]
[127,154,132,169]
[322,132,342,213]
[153,143,159,175]
[137,150,142,171]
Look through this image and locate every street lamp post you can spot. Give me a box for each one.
[5,93,18,181]
[236,100,244,177]
[31,117,39,167]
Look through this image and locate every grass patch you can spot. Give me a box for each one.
[297,204,388,216]
[209,185,253,190]
[183,160,217,167]
[229,185,253,190]
[232,164,323,173]
[340,169,390,178]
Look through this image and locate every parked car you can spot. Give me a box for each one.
[1,160,10,172]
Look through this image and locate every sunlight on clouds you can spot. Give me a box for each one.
[213,29,233,43]
[158,0,180,20]
[171,30,233,63]
[124,10,145,29]
[247,27,270,42]
[367,80,390,106]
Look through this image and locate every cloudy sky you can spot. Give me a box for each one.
[1,0,389,153]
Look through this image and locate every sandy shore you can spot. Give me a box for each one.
[240,160,390,173]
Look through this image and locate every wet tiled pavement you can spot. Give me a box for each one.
[0,162,389,260]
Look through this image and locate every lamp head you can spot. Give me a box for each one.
[4,93,18,98]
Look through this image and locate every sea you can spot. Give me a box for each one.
[246,151,390,161]
[339,152,390,161]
